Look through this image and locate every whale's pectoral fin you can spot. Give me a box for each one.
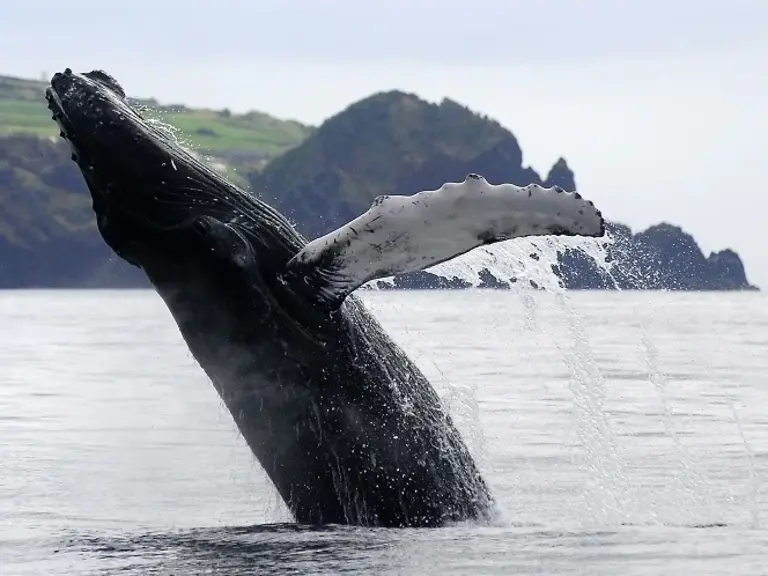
[284,173,606,306]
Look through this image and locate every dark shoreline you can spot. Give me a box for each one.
[0,286,759,293]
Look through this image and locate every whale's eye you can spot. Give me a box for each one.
[83,70,126,99]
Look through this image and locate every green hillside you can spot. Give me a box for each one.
[0,74,314,169]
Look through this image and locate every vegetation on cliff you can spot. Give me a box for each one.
[0,74,312,172]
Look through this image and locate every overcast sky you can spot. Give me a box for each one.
[3,0,766,287]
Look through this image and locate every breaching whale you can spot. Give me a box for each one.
[45,69,606,527]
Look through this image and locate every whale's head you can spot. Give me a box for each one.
[46,69,305,296]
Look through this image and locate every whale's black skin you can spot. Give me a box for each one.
[46,69,493,527]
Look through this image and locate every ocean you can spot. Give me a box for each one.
[1,289,766,575]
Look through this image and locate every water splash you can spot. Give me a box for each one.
[599,253,758,526]
[391,234,636,523]
[552,292,638,525]
[721,381,761,528]
[134,104,237,180]
[380,232,744,526]
[364,228,759,528]
[366,235,615,293]
[638,328,718,524]
[377,319,489,471]
[591,261,724,524]
[516,291,635,524]
[437,359,487,471]
[428,235,613,291]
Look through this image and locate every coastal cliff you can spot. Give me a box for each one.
[248,91,755,291]
[0,77,756,290]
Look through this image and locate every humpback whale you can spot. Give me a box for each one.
[45,69,605,527]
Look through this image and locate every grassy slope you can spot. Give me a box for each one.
[0,73,317,285]
[0,74,314,165]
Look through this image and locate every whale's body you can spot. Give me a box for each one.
[141,222,492,527]
[46,69,605,527]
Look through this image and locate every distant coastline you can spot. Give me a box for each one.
[0,75,757,291]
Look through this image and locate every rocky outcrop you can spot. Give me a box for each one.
[555,223,757,290]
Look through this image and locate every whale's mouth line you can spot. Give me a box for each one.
[45,87,75,140]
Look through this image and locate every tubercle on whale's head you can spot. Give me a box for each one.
[45,68,303,279]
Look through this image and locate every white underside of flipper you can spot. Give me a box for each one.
[286,174,605,304]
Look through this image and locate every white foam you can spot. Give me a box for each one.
[424,234,614,291]
[367,224,617,294]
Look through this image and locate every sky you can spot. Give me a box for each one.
[3,0,767,287]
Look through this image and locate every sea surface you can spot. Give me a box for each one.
[1,289,767,575]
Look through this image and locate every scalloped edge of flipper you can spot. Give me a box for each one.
[284,173,605,306]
